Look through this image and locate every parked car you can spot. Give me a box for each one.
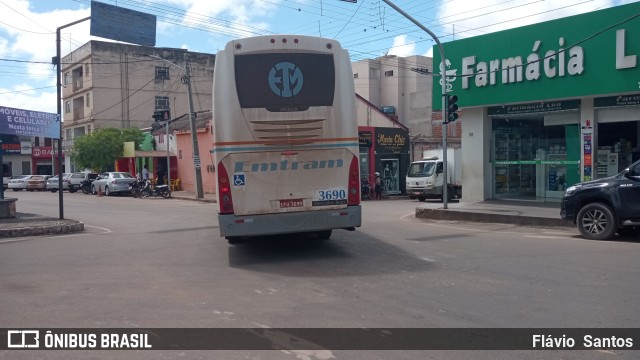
[26,175,52,191]
[561,159,640,240]
[46,173,72,192]
[8,175,34,191]
[92,172,136,196]
[68,172,99,193]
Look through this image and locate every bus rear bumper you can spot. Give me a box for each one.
[218,206,362,237]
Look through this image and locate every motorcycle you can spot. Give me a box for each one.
[361,176,371,200]
[139,179,171,199]
[129,179,146,198]
[80,178,95,194]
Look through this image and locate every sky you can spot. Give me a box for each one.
[0,0,634,115]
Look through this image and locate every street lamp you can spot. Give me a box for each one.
[56,16,91,219]
[341,0,451,208]
[148,54,204,199]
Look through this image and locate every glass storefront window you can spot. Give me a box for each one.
[380,159,400,194]
[492,117,580,201]
[359,149,369,181]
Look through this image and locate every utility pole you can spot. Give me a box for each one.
[149,53,203,199]
[183,53,204,198]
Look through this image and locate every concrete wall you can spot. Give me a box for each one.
[175,130,216,194]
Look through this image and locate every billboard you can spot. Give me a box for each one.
[0,106,60,139]
[90,1,156,46]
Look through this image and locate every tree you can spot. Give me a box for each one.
[70,127,145,172]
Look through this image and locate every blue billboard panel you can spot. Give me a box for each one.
[90,1,156,46]
[0,106,60,138]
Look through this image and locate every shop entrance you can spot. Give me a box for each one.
[595,121,640,178]
[492,117,580,202]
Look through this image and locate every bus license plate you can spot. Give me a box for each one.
[280,199,303,208]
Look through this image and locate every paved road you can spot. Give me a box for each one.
[1,192,639,360]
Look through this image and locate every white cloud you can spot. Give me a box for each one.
[161,0,278,50]
[0,85,57,113]
[387,35,416,57]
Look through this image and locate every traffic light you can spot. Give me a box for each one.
[152,109,170,122]
[446,95,459,124]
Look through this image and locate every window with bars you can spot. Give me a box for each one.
[384,70,394,77]
[155,66,170,80]
[155,96,170,109]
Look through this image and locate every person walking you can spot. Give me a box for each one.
[141,165,149,180]
[374,172,382,200]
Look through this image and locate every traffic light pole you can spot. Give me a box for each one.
[379,0,450,208]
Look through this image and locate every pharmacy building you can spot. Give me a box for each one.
[433,2,640,202]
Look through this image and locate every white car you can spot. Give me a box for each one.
[8,175,34,191]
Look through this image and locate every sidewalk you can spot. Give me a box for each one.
[170,191,217,203]
[415,199,571,228]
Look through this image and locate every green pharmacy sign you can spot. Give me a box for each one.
[433,2,640,110]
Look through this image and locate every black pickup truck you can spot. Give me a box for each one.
[561,159,640,240]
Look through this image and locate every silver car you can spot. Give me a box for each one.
[46,173,72,192]
[91,172,136,196]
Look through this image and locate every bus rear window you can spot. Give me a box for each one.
[235,53,335,110]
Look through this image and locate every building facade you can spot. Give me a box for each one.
[356,94,410,195]
[352,55,433,137]
[60,40,215,172]
[433,2,640,202]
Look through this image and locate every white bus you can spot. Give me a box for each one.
[211,35,362,242]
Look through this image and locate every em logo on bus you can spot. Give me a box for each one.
[268,62,303,97]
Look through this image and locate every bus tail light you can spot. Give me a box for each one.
[348,155,360,206]
[217,162,235,214]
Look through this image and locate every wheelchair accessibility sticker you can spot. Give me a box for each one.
[233,173,246,187]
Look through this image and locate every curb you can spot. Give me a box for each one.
[415,208,573,228]
[0,220,85,237]
[170,196,216,203]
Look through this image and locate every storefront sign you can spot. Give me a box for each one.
[359,132,372,148]
[375,128,409,154]
[20,141,32,155]
[488,100,580,116]
[494,160,580,165]
[0,134,21,154]
[594,94,640,108]
[432,2,640,109]
[32,146,61,159]
[583,133,592,180]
